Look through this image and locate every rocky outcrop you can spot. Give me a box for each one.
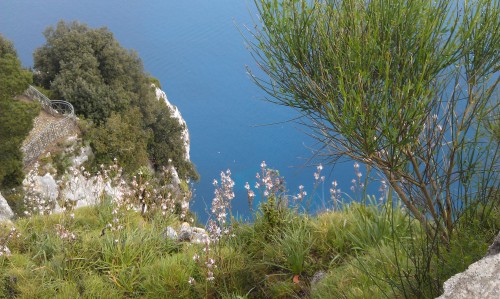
[23,143,122,213]
[486,231,500,256]
[0,193,14,222]
[437,231,500,299]
[163,222,209,244]
[153,85,191,161]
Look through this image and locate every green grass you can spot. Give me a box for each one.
[0,197,497,298]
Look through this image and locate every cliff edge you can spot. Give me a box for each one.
[153,85,191,161]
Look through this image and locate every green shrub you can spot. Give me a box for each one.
[89,108,150,174]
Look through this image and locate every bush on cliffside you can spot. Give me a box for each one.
[33,21,197,180]
[0,35,39,189]
[90,108,150,173]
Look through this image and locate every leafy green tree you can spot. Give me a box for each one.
[248,0,499,240]
[90,108,150,173]
[0,100,39,188]
[50,53,118,122]
[34,21,198,180]
[0,36,32,98]
[147,100,199,180]
[0,35,16,56]
[0,35,38,188]
[33,21,142,123]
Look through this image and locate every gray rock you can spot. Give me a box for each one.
[190,227,209,244]
[71,145,92,167]
[163,226,178,240]
[311,271,327,286]
[163,222,209,244]
[34,173,59,201]
[0,192,14,222]
[437,231,500,299]
[486,231,500,256]
[178,222,192,242]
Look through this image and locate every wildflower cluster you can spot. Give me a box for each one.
[294,185,307,202]
[0,226,20,257]
[104,161,134,234]
[244,182,255,212]
[207,170,234,242]
[313,164,325,182]
[54,223,76,241]
[295,164,325,204]
[378,179,388,202]
[23,163,55,216]
[190,233,217,285]
[55,202,77,242]
[329,181,341,210]
[253,161,286,199]
[204,256,216,282]
[61,164,105,207]
[190,169,233,287]
[350,162,364,196]
[131,170,153,215]
[129,166,191,220]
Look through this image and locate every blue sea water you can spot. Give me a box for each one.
[0,0,362,222]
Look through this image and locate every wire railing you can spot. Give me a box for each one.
[22,86,77,165]
[24,85,75,118]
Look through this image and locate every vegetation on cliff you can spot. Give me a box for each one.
[0,35,39,189]
[248,0,498,242]
[33,21,198,180]
[1,1,498,298]
[0,161,498,298]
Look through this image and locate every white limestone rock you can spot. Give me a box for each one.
[153,85,191,161]
[166,165,181,188]
[163,226,178,240]
[178,222,193,241]
[29,173,59,202]
[71,145,92,167]
[190,227,209,244]
[437,232,500,299]
[0,192,14,222]
[167,222,209,244]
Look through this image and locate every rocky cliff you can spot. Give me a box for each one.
[1,85,191,219]
[153,85,191,161]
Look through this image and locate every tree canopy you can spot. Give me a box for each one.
[34,21,144,122]
[0,35,39,188]
[34,21,198,180]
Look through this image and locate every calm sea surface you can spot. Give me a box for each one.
[0,0,360,222]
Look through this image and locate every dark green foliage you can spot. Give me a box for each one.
[146,100,199,180]
[148,76,162,89]
[0,56,32,99]
[90,108,150,173]
[33,21,198,179]
[0,35,32,99]
[0,35,16,57]
[0,35,38,189]
[34,21,142,123]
